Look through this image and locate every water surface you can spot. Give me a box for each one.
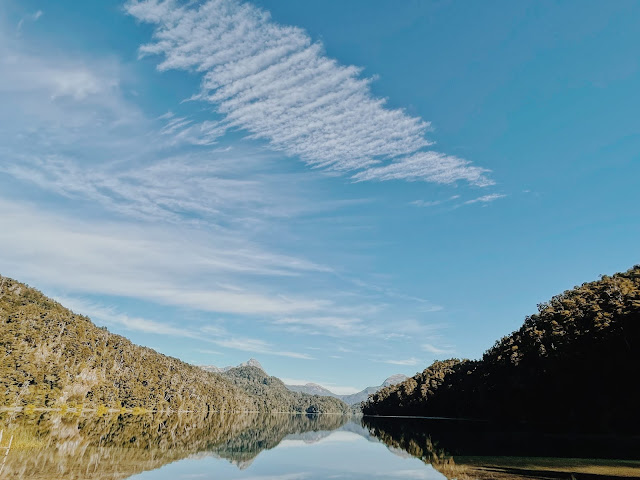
[1,411,639,479]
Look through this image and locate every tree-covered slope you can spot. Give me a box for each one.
[363,266,640,432]
[0,274,348,413]
[0,274,259,412]
[222,365,350,414]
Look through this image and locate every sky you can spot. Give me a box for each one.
[0,0,638,395]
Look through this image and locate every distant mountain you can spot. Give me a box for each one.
[286,383,337,397]
[219,365,350,414]
[285,374,408,405]
[200,358,265,374]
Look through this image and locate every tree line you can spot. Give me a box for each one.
[362,266,640,432]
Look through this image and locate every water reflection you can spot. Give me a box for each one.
[362,416,640,479]
[1,412,639,479]
[0,411,347,479]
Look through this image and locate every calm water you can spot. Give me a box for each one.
[1,411,639,479]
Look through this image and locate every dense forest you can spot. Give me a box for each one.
[363,266,640,432]
[0,275,347,413]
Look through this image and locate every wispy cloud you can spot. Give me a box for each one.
[353,152,492,186]
[17,10,43,32]
[410,195,460,208]
[274,316,364,337]
[54,296,312,359]
[0,198,333,316]
[201,327,314,360]
[464,193,507,205]
[422,343,455,355]
[58,296,199,339]
[125,0,492,186]
[382,357,421,366]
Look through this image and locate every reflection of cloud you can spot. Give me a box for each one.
[241,474,310,480]
[279,431,362,448]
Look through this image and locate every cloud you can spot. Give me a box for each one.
[422,343,455,355]
[202,329,314,359]
[125,0,492,186]
[17,10,43,32]
[53,296,312,359]
[274,316,364,337]
[353,152,493,186]
[0,198,334,316]
[57,296,199,338]
[2,152,332,227]
[382,357,421,366]
[410,194,460,208]
[196,349,223,356]
[464,193,507,205]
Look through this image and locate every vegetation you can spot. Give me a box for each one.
[221,365,351,414]
[363,266,640,432]
[0,275,347,413]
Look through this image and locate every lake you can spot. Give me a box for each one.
[1,411,639,479]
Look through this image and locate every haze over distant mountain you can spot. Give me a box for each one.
[286,374,408,405]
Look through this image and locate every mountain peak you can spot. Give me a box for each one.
[200,358,265,374]
[382,374,408,387]
[240,358,265,372]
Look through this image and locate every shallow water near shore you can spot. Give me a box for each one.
[1,411,639,479]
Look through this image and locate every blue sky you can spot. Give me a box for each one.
[0,0,638,394]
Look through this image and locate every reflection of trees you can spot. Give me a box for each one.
[361,417,466,479]
[362,416,640,480]
[0,412,348,479]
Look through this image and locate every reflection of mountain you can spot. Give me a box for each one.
[0,410,254,480]
[209,414,348,468]
[0,411,348,479]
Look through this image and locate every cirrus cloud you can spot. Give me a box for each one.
[126,0,492,186]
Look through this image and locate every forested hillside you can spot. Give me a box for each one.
[222,366,350,414]
[363,266,640,432]
[0,275,347,413]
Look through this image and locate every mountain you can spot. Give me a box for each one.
[286,383,337,397]
[286,374,408,405]
[198,361,349,413]
[363,266,640,432]
[200,358,265,374]
[220,365,350,414]
[0,274,346,413]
